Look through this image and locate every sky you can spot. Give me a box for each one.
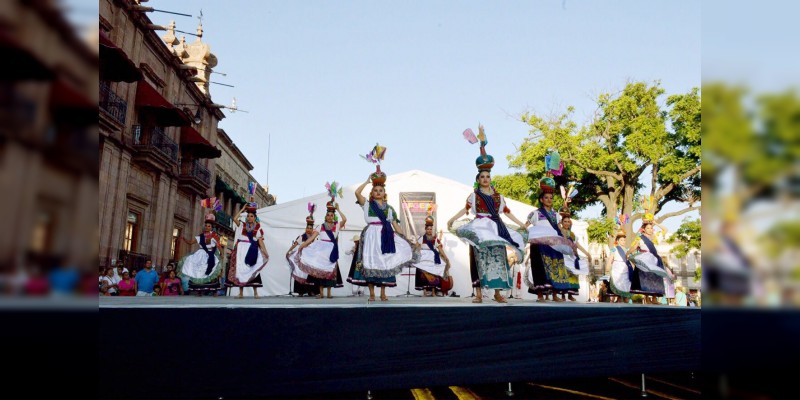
[703,0,800,92]
[96,0,701,231]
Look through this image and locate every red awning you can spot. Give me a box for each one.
[49,78,97,125]
[135,80,190,126]
[99,31,142,83]
[51,78,95,109]
[180,126,221,159]
[0,28,54,81]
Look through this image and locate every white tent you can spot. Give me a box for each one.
[247,170,589,300]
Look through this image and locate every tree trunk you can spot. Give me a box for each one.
[603,195,618,249]
[623,182,636,238]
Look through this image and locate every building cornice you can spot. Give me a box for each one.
[216,128,254,171]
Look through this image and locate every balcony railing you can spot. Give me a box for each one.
[180,159,211,185]
[132,125,178,162]
[100,81,127,125]
[214,210,233,229]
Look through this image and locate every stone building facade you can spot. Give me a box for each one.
[210,128,275,249]
[0,1,98,274]
[99,0,226,270]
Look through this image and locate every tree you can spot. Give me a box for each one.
[587,217,616,245]
[761,221,800,258]
[492,173,537,207]
[703,83,800,210]
[587,217,616,276]
[668,217,701,258]
[702,83,800,266]
[496,81,701,244]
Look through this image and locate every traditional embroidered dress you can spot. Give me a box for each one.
[286,233,317,295]
[455,191,523,290]
[525,208,574,294]
[413,234,447,291]
[609,245,633,298]
[177,230,224,292]
[562,230,589,276]
[294,222,344,288]
[352,201,415,287]
[226,222,268,287]
[630,233,670,296]
[558,229,582,295]
[346,233,367,286]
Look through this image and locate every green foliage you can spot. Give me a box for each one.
[761,221,800,257]
[496,81,701,234]
[492,173,536,207]
[694,265,701,283]
[587,217,616,245]
[702,84,753,188]
[703,83,800,204]
[669,217,701,258]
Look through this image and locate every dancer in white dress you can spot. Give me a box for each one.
[606,231,633,302]
[448,125,527,304]
[558,211,592,301]
[226,200,269,299]
[630,220,672,304]
[285,205,317,296]
[177,212,225,294]
[294,199,347,299]
[413,215,450,297]
[353,146,416,302]
[525,187,575,302]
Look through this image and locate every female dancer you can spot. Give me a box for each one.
[353,148,416,301]
[285,206,318,297]
[448,126,526,303]
[226,199,269,298]
[413,216,450,297]
[178,212,224,295]
[607,231,634,302]
[294,200,347,298]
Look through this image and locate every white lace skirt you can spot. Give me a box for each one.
[361,225,415,278]
[286,249,311,283]
[413,249,446,278]
[455,217,525,260]
[632,252,672,281]
[180,249,220,279]
[295,240,338,279]
[563,254,589,276]
[527,224,575,256]
[231,241,268,284]
[610,260,632,296]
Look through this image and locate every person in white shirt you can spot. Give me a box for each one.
[111,264,129,282]
[99,267,118,296]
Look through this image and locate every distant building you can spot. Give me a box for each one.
[211,128,275,250]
